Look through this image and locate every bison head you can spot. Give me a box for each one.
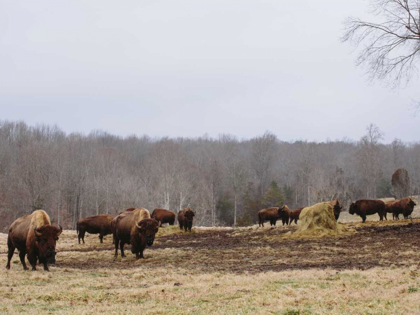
[184,208,195,222]
[277,206,286,217]
[333,203,342,220]
[136,219,159,246]
[408,199,417,208]
[349,203,356,215]
[34,225,62,263]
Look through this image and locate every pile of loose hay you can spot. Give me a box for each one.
[292,202,351,238]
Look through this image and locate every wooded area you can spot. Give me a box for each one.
[0,120,419,231]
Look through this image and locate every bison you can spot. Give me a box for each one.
[6,210,62,271]
[329,200,343,221]
[113,208,159,259]
[278,205,291,225]
[385,198,416,220]
[258,207,280,227]
[289,207,304,224]
[178,207,195,232]
[151,209,176,227]
[349,199,386,223]
[77,214,113,244]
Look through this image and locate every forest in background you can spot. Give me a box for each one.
[0,120,419,231]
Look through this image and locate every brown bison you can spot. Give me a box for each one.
[178,207,195,232]
[6,210,62,271]
[151,209,176,226]
[289,207,304,224]
[258,207,280,227]
[113,208,159,259]
[329,200,343,221]
[349,199,386,223]
[385,198,416,220]
[119,207,136,215]
[77,214,113,244]
[278,205,291,225]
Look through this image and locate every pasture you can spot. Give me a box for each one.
[1,204,420,314]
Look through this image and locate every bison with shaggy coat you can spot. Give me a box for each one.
[113,208,159,259]
[278,205,291,225]
[349,199,386,223]
[258,207,280,227]
[6,210,62,271]
[385,198,416,220]
[178,207,195,232]
[289,207,304,224]
[329,200,343,221]
[151,209,176,226]
[77,214,113,244]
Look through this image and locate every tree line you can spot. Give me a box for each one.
[0,121,419,231]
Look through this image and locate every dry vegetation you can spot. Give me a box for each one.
[1,203,420,314]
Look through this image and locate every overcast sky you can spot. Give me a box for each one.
[0,0,418,143]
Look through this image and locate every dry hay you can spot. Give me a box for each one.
[292,202,352,238]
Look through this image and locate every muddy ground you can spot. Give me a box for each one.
[3,220,418,274]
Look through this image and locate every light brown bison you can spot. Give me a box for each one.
[77,214,113,244]
[6,210,62,271]
[329,200,343,221]
[278,205,291,225]
[289,207,304,224]
[258,207,280,227]
[178,207,195,232]
[119,207,136,215]
[385,198,416,220]
[113,208,159,259]
[151,209,176,226]
[349,199,386,223]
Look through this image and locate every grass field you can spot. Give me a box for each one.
[1,201,420,314]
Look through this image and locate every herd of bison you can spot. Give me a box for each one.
[4,197,417,272]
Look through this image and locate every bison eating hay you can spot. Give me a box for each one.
[292,202,349,238]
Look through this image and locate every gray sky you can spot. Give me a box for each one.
[0,0,418,143]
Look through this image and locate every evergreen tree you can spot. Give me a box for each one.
[262,180,284,208]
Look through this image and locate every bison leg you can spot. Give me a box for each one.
[114,238,119,257]
[6,238,15,270]
[99,234,104,243]
[361,215,366,223]
[27,254,37,271]
[19,251,29,270]
[120,242,126,258]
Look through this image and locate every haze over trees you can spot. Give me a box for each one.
[0,120,419,231]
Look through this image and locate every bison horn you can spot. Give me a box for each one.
[135,222,142,230]
[57,224,63,236]
[34,227,42,237]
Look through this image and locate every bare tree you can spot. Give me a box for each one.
[342,0,420,86]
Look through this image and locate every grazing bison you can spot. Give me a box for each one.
[289,207,304,224]
[278,205,291,225]
[258,207,279,227]
[77,214,113,244]
[329,200,343,221]
[6,210,62,271]
[349,199,386,223]
[113,208,159,259]
[151,209,176,226]
[385,198,416,220]
[178,207,195,232]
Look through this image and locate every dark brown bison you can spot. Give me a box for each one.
[178,207,195,232]
[113,208,159,259]
[258,207,279,227]
[77,214,113,244]
[385,198,416,220]
[329,200,343,221]
[349,199,386,223]
[6,210,62,271]
[278,205,291,225]
[289,207,304,224]
[151,209,176,226]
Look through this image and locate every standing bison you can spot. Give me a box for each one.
[178,207,195,232]
[77,214,113,244]
[113,208,159,259]
[151,209,176,226]
[349,199,386,223]
[385,198,416,220]
[278,205,291,225]
[329,200,343,221]
[6,210,62,271]
[289,207,304,224]
[258,207,280,227]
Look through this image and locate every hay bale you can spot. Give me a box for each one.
[293,202,349,238]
